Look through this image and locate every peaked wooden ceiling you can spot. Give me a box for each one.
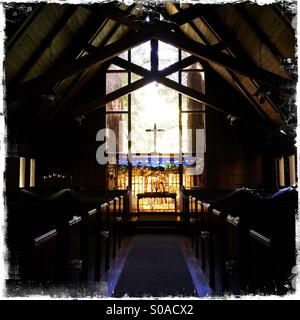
[4,1,297,135]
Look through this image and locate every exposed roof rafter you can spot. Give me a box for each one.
[154,29,291,89]
[8,30,153,103]
[83,4,291,89]
[171,3,270,121]
[73,56,262,124]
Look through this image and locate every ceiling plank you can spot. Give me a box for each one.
[9,6,78,88]
[271,4,295,35]
[235,5,286,63]
[55,12,110,66]
[6,3,46,53]
[34,13,110,120]
[8,30,153,103]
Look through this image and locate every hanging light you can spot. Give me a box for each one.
[226,114,237,126]
[253,86,271,104]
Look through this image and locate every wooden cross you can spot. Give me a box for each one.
[146,123,165,153]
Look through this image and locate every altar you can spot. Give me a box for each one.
[136,192,177,213]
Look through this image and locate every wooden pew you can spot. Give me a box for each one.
[248,229,274,294]
[116,196,124,249]
[224,214,248,295]
[195,200,205,270]
[7,188,123,284]
[189,196,197,251]
[66,216,83,283]
[182,187,296,296]
[210,208,228,295]
[108,199,116,263]
[193,198,201,260]
[96,203,110,280]
[179,186,190,226]
[81,208,97,282]
[51,214,83,283]
[32,229,58,282]
[201,202,214,289]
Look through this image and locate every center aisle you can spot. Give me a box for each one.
[113,234,197,297]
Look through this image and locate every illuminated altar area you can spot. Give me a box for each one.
[107,155,202,212]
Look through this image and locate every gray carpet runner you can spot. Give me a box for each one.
[113,235,197,297]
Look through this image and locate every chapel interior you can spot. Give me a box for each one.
[3,1,298,297]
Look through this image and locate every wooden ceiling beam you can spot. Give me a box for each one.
[154,29,290,89]
[159,76,232,115]
[170,3,265,119]
[49,19,130,120]
[112,55,199,77]
[174,7,270,121]
[160,76,276,132]
[83,3,159,32]
[8,30,153,103]
[74,56,271,132]
[86,2,201,28]
[172,3,210,45]
[73,55,199,116]
[75,58,247,121]
[82,3,290,88]
[211,41,227,51]
[166,4,202,26]
[49,5,138,120]
[226,71,269,120]
[73,75,157,116]
[9,6,78,88]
